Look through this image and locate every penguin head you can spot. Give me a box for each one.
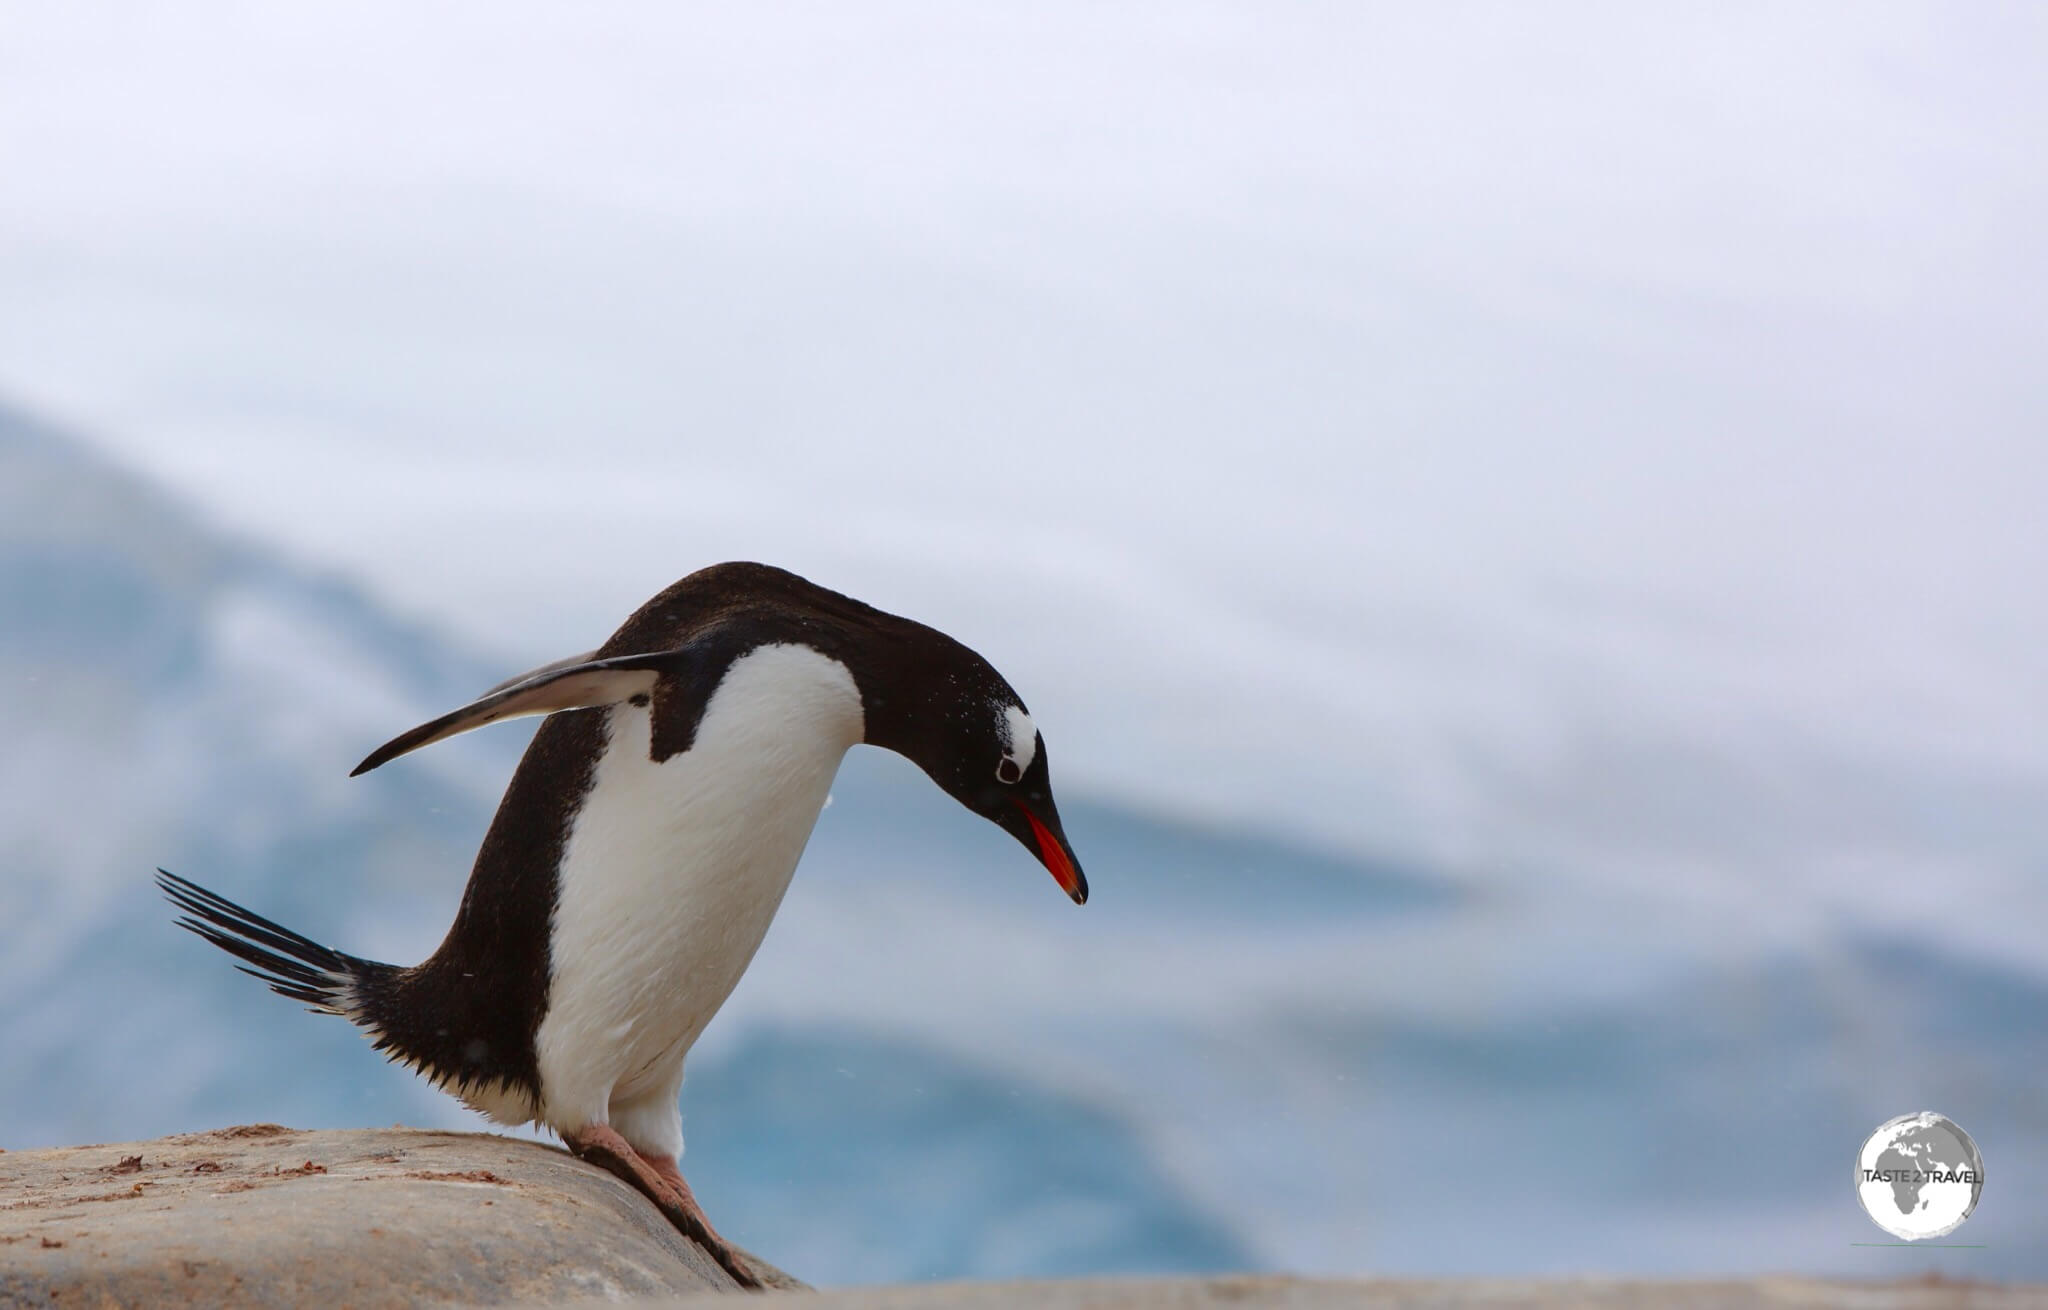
[963,702,1087,906]
[869,659,1088,906]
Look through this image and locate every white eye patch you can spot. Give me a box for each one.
[997,704,1038,783]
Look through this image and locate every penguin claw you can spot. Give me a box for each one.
[563,1124,764,1291]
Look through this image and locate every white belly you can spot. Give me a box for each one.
[532,644,863,1130]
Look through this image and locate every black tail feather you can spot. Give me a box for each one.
[157,869,540,1118]
[158,870,373,1014]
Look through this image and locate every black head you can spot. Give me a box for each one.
[572,561,1089,905]
[858,633,1088,905]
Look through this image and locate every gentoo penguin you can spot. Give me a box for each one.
[158,562,1087,1287]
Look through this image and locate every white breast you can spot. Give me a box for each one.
[532,643,863,1134]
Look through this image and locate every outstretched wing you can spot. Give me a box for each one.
[352,649,685,776]
[478,648,599,697]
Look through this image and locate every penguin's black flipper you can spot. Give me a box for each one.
[349,649,690,777]
[476,649,598,697]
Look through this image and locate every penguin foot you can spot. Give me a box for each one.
[564,1123,764,1290]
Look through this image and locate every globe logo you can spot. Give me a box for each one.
[1855,1111,1983,1240]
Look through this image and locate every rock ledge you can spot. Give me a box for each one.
[0,1125,798,1306]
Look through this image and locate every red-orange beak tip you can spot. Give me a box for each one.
[1017,802,1088,906]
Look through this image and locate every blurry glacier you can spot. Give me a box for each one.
[2,399,2042,1281]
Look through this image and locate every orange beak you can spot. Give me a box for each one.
[1016,801,1088,905]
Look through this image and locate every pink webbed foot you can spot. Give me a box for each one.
[562,1122,763,1290]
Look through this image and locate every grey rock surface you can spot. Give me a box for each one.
[656,1276,2041,1310]
[4,1128,2031,1310]
[0,1125,799,1306]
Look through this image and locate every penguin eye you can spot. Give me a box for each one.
[996,758,1022,785]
